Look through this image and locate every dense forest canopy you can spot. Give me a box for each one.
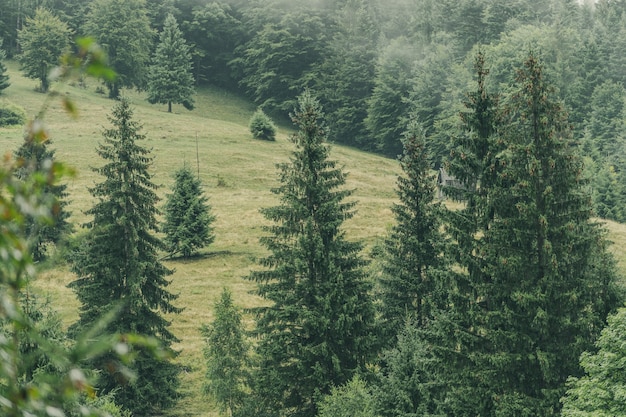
[4,0,618,218]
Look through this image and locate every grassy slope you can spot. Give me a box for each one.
[1,62,399,416]
[2,63,625,416]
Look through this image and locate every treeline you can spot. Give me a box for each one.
[2,0,626,220]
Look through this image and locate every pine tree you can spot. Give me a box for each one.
[14,137,71,261]
[201,288,248,416]
[412,51,504,417]
[163,165,215,258]
[147,13,195,112]
[247,91,376,417]
[380,121,448,340]
[0,44,10,93]
[68,98,181,415]
[443,53,622,417]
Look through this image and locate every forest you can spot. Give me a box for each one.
[1,0,626,416]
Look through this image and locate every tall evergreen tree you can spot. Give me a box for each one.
[443,53,622,417]
[380,121,448,340]
[14,137,71,261]
[423,51,505,417]
[0,43,10,93]
[247,91,376,417]
[201,287,248,417]
[68,98,181,415]
[147,13,195,112]
[162,165,215,258]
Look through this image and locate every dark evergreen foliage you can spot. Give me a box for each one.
[0,102,26,126]
[147,13,195,112]
[365,38,416,157]
[68,98,181,415]
[14,137,71,261]
[380,121,448,340]
[0,46,9,93]
[442,53,622,417]
[202,288,249,416]
[247,91,376,417]
[185,2,244,87]
[249,108,277,141]
[231,7,328,113]
[163,165,215,258]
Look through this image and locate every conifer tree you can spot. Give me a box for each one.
[442,53,622,417]
[247,91,376,417]
[147,13,195,112]
[69,98,181,415]
[395,51,505,417]
[202,288,248,416]
[380,121,448,339]
[14,137,71,261]
[163,165,215,258]
[0,44,10,93]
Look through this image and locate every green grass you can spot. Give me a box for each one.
[3,62,626,416]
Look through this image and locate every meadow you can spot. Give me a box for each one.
[2,63,625,416]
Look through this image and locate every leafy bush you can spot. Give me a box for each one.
[249,108,276,141]
[0,101,26,126]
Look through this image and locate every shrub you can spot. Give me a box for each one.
[249,108,276,141]
[0,101,26,126]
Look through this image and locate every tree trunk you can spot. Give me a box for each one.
[168,101,172,113]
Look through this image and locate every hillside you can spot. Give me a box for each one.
[1,63,401,416]
[3,63,626,417]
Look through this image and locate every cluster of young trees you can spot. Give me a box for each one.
[6,92,215,416]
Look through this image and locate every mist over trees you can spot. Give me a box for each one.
[2,1,626,416]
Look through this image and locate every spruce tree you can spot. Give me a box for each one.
[0,45,10,93]
[163,165,215,258]
[68,98,181,415]
[380,121,448,339]
[14,137,71,261]
[443,53,622,417]
[407,51,504,417]
[147,13,195,112]
[247,91,376,417]
[202,288,248,416]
